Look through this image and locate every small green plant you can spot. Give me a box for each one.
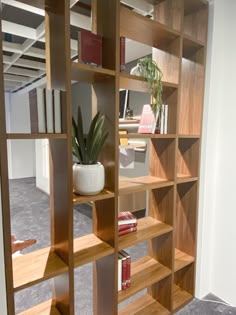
[72,107,109,165]
[137,56,163,114]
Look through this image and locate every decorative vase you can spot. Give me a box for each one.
[73,162,105,195]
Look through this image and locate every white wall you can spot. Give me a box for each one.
[6,92,35,179]
[196,0,236,305]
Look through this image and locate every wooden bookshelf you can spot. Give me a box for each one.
[13,247,68,292]
[119,176,174,195]
[118,256,171,302]
[119,294,170,315]
[74,234,114,267]
[118,216,172,250]
[18,300,61,315]
[174,248,195,272]
[0,0,208,314]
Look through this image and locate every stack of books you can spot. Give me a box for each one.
[118,211,137,236]
[118,250,131,291]
[29,88,64,134]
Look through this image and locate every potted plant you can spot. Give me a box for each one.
[72,106,109,195]
[130,56,163,132]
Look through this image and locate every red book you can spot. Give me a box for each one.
[121,250,131,288]
[138,104,160,134]
[120,36,125,72]
[78,30,102,67]
[118,223,137,232]
[118,211,137,226]
[118,226,137,237]
[118,252,127,290]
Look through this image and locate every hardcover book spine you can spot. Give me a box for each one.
[118,226,137,237]
[29,88,39,133]
[118,253,127,290]
[118,223,137,232]
[121,250,131,289]
[37,88,46,133]
[53,90,62,133]
[118,255,122,291]
[164,104,168,134]
[45,89,54,133]
[120,36,125,72]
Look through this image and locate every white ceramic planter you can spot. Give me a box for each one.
[73,162,105,195]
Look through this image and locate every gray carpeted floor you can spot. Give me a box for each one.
[9,177,236,314]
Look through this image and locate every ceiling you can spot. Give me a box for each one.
[1,0,153,94]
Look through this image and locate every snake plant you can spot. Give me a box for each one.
[72,106,108,165]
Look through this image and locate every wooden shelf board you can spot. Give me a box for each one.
[176,175,198,184]
[13,247,68,292]
[71,62,115,82]
[118,216,172,250]
[119,176,174,195]
[119,294,169,315]
[183,36,205,60]
[74,233,114,267]
[178,134,200,138]
[7,133,67,140]
[119,72,177,94]
[118,256,171,303]
[73,189,114,205]
[18,299,60,315]
[174,249,195,272]
[173,284,193,311]
[119,134,176,139]
[120,6,180,49]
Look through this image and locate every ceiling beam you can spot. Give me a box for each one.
[2,20,37,39]
[6,66,44,78]
[1,0,44,15]
[4,74,31,83]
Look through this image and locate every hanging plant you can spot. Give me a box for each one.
[131,56,163,115]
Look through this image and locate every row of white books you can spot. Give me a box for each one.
[29,88,63,134]
[158,104,168,134]
[118,250,131,291]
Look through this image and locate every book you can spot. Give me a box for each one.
[164,104,168,134]
[138,104,160,134]
[45,89,54,133]
[160,104,165,134]
[53,90,62,133]
[29,88,46,133]
[118,211,137,226]
[78,30,102,67]
[118,226,137,237]
[118,254,122,291]
[118,222,137,232]
[121,250,131,288]
[118,252,127,290]
[120,36,125,72]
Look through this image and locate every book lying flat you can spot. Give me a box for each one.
[118,226,137,236]
[118,211,137,225]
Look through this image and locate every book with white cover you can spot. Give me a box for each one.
[45,89,54,133]
[36,88,46,133]
[160,104,165,134]
[164,104,168,134]
[54,90,62,133]
[118,254,122,291]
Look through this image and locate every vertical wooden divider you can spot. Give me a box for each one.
[45,1,74,314]
[92,1,120,314]
[0,3,15,313]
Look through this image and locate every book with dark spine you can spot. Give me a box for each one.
[118,226,137,237]
[78,30,102,67]
[120,36,126,72]
[121,250,131,288]
[118,252,127,290]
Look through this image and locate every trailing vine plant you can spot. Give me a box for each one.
[136,56,163,115]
